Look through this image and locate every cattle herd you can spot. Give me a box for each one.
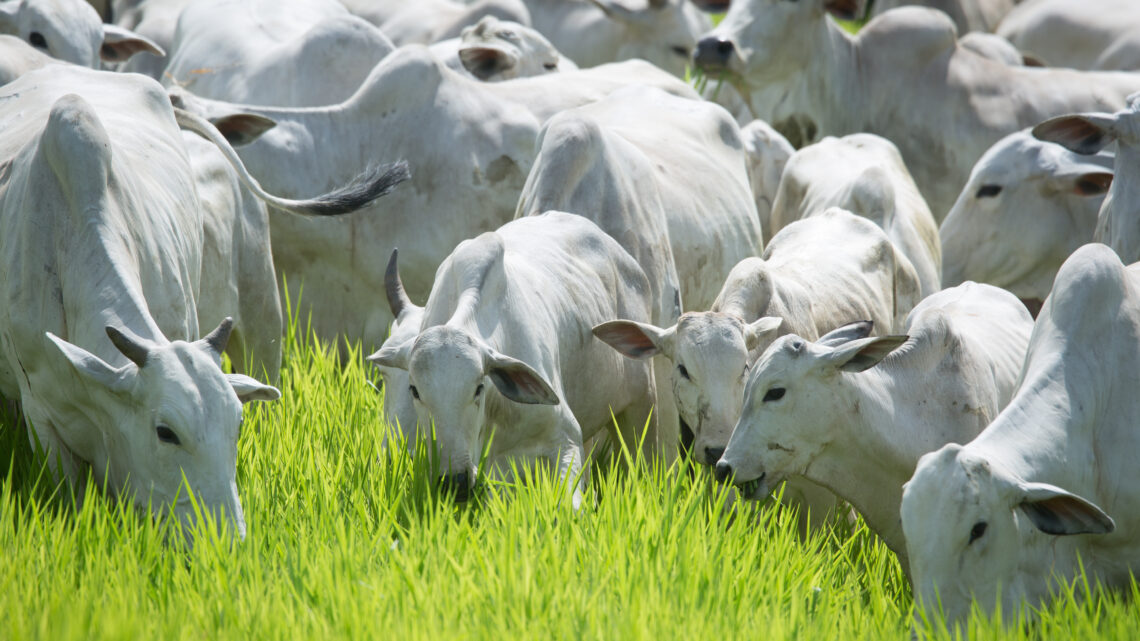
[1,0,1139,629]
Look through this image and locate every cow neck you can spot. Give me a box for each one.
[1100,141,1140,262]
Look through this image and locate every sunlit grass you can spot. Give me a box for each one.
[1,310,1138,639]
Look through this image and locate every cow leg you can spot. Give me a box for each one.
[235,235,283,384]
[551,408,586,511]
[649,358,680,464]
[612,378,659,465]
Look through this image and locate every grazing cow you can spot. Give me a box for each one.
[522,0,710,77]
[902,244,1140,626]
[870,0,1018,33]
[940,130,1112,309]
[516,84,762,456]
[170,46,698,352]
[716,283,1032,566]
[769,133,942,297]
[342,0,532,45]
[430,15,575,82]
[739,119,794,243]
[694,0,1140,217]
[368,213,659,507]
[594,208,920,471]
[998,0,1140,72]
[1033,98,1140,265]
[163,0,393,107]
[0,66,407,540]
[0,0,161,68]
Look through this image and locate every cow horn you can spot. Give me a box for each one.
[385,248,414,319]
[202,317,234,357]
[106,325,150,368]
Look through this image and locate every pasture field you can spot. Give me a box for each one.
[1,313,1138,641]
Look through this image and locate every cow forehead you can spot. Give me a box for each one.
[409,328,483,378]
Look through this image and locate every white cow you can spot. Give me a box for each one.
[0,32,58,84]
[368,212,659,507]
[429,16,576,81]
[163,0,393,107]
[593,208,921,468]
[694,0,1140,218]
[940,130,1113,309]
[515,84,762,457]
[717,283,1032,566]
[343,0,532,45]
[870,0,1018,33]
[1033,97,1140,266]
[769,133,942,297]
[169,46,699,353]
[522,0,710,77]
[902,244,1140,626]
[0,0,161,67]
[739,119,794,242]
[998,0,1140,72]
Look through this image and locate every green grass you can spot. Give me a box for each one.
[2,315,1138,640]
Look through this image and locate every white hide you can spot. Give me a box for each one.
[870,0,1017,33]
[345,0,532,45]
[940,130,1113,304]
[769,133,942,297]
[720,282,1032,565]
[0,67,282,541]
[902,244,1140,626]
[429,16,575,82]
[0,0,162,67]
[522,0,710,77]
[1033,98,1140,265]
[111,0,193,78]
[0,32,59,85]
[998,0,1140,72]
[163,0,393,107]
[594,208,921,469]
[368,213,659,506]
[694,0,1140,218]
[739,119,794,242]
[170,46,699,353]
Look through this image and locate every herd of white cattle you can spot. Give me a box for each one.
[2,0,1140,628]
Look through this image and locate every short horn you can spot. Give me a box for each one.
[202,317,234,356]
[385,249,414,319]
[106,325,150,368]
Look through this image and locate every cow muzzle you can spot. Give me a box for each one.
[694,37,736,72]
[439,471,474,502]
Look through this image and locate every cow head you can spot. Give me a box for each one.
[0,0,162,68]
[45,318,279,542]
[459,16,569,81]
[368,249,424,449]
[368,325,559,500]
[715,323,906,497]
[694,0,864,84]
[940,130,1112,301]
[593,312,782,466]
[901,444,1115,627]
[587,0,709,77]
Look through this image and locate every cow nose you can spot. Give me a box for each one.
[714,461,733,483]
[440,471,471,502]
[704,447,725,466]
[694,36,735,70]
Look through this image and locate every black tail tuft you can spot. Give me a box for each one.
[300,160,411,216]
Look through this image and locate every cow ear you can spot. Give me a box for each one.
[744,317,782,351]
[227,374,281,403]
[366,338,413,371]
[1071,172,1114,196]
[592,320,675,360]
[823,334,908,372]
[100,25,165,63]
[459,45,517,80]
[211,113,277,147]
[45,332,132,392]
[1033,114,1120,155]
[816,320,874,347]
[1018,482,1115,536]
[824,0,866,21]
[485,352,559,405]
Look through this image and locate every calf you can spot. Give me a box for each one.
[717,283,1032,566]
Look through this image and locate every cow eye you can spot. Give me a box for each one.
[975,184,1002,199]
[677,364,691,381]
[410,385,420,401]
[968,521,987,545]
[543,62,557,70]
[671,45,690,57]
[156,425,181,446]
[474,383,484,399]
[29,32,47,49]
[763,387,786,402]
